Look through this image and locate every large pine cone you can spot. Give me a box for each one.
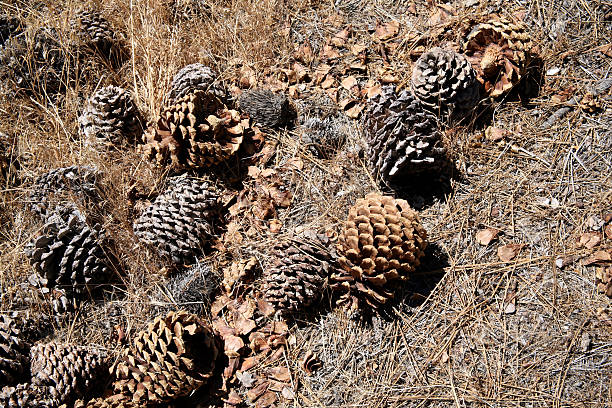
[0,383,56,408]
[25,207,111,296]
[75,10,117,57]
[0,27,71,96]
[463,16,534,97]
[141,90,248,169]
[411,47,480,118]
[111,311,218,404]
[0,315,30,385]
[79,86,142,147]
[74,395,139,408]
[30,342,108,405]
[331,193,427,310]
[365,86,446,183]
[133,177,220,265]
[237,89,294,128]
[264,230,338,315]
[29,165,100,221]
[167,63,228,105]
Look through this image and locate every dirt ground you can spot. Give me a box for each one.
[0,0,610,407]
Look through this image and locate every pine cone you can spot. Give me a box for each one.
[331,193,428,310]
[0,15,21,46]
[0,383,56,408]
[79,86,142,147]
[30,342,108,405]
[264,230,338,315]
[140,90,247,169]
[74,395,139,408]
[237,89,294,128]
[133,177,220,265]
[25,207,111,297]
[167,63,228,105]
[29,165,100,221]
[0,315,31,385]
[0,27,71,96]
[596,266,612,298]
[75,10,116,57]
[169,0,212,22]
[365,86,446,183]
[111,311,218,404]
[154,261,218,315]
[411,47,480,118]
[463,16,534,97]
[299,115,348,159]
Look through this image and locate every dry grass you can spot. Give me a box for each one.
[1,0,611,406]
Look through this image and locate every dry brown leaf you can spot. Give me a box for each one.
[341,75,358,90]
[241,355,259,371]
[269,219,282,233]
[268,366,291,382]
[235,313,257,336]
[578,232,602,249]
[283,156,304,171]
[320,44,341,59]
[366,82,382,99]
[224,335,245,357]
[321,75,336,89]
[605,224,612,240]
[223,357,240,381]
[224,390,242,406]
[257,297,276,317]
[331,26,351,47]
[247,381,269,402]
[239,66,257,88]
[485,126,511,142]
[598,43,612,58]
[374,20,400,40]
[281,387,295,400]
[584,249,612,266]
[255,391,277,408]
[498,244,525,262]
[476,228,500,245]
[293,62,309,82]
[345,102,365,118]
[294,42,314,64]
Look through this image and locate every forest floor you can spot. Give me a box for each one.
[0,0,611,407]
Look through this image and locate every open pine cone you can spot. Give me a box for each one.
[463,16,534,97]
[73,395,139,408]
[111,310,218,404]
[30,342,108,405]
[79,86,142,147]
[331,193,428,311]
[411,47,480,118]
[366,85,446,183]
[167,63,228,105]
[237,89,294,128]
[25,207,112,297]
[0,315,31,386]
[133,177,220,265]
[29,165,101,221]
[300,114,348,159]
[0,383,56,408]
[140,90,248,169]
[264,230,339,315]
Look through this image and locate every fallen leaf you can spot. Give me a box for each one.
[267,366,291,382]
[294,42,314,64]
[224,335,245,357]
[241,355,260,371]
[341,75,358,90]
[223,357,240,380]
[239,66,257,88]
[485,126,510,142]
[498,244,525,262]
[235,313,257,336]
[598,43,612,58]
[247,381,269,402]
[605,224,612,239]
[321,75,336,89]
[584,249,612,266]
[283,156,304,171]
[374,20,400,40]
[344,102,365,118]
[320,44,341,60]
[331,26,351,47]
[555,255,577,269]
[224,390,242,405]
[476,228,500,245]
[257,297,276,317]
[578,232,601,249]
[282,387,295,400]
[269,219,282,233]
[503,291,516,314]
[255,391,277,408]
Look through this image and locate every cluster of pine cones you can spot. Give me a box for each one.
[0,6,552,408]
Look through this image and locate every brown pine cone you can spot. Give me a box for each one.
[463,16,535,97]
[331,193,428,311]
[111,310,218,404]
[140,90,249,169]
[264,230,339,315]
[75,10,117,57]
[237,89,294,128]
[73,394,139,408]
[0,383,57,408]
[0,314,31,386]
[167,63,228,105]
[30,342,108,405]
